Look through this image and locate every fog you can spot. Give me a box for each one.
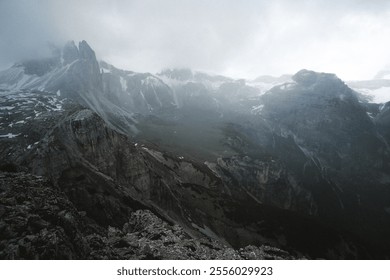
[1,0,390,80]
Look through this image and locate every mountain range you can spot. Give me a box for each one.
[1,40,390,259]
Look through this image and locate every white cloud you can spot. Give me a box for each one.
[1,0,390,80]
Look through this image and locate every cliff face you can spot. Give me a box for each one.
[0,99,375,258]
[223,70,390,255]
[0,107,362,258]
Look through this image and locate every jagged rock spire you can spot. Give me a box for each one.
[79,40,97,62]
[62,40,79,65]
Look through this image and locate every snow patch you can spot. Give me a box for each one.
[279,82,296,90]
[119,76,127,91]
[191,223,220,240]
[0,106,15,110]
[143,76,162,87]
[251,104,264,115]
[351,87,390,104]
[0,133,20,139]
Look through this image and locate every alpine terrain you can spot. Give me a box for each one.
[1,41,390,259]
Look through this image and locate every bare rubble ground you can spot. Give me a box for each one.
[0,171,295,260]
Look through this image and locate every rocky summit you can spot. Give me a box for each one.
[1,41,390,259]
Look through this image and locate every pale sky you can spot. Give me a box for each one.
[1,0,390,80]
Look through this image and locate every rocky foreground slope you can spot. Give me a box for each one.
[0,172,294,260]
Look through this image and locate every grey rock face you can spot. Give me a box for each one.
[101,66,177,115]
[62,41,79,65]
[375,102,390,142]
[78,40,97,61]
[228,70,390,255]
[159,68,194,81]
[210,156,317,215]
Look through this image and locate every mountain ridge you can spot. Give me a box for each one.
[1,40,390,259]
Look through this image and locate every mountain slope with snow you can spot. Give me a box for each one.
[347,79,390,104]
[2,41,390,259]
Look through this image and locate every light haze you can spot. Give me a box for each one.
[1,0,390,80]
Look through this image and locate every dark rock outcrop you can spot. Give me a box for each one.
[0,172,295,260]
[0,172,90,259]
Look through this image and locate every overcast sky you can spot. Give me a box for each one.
[1,0,390,80]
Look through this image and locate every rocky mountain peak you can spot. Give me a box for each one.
[253,74,292,84]
[62,40,79,65]
[292,69,339,87]
[78,40,97,62]
[292,69,317,85]
[159,68,194,81]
